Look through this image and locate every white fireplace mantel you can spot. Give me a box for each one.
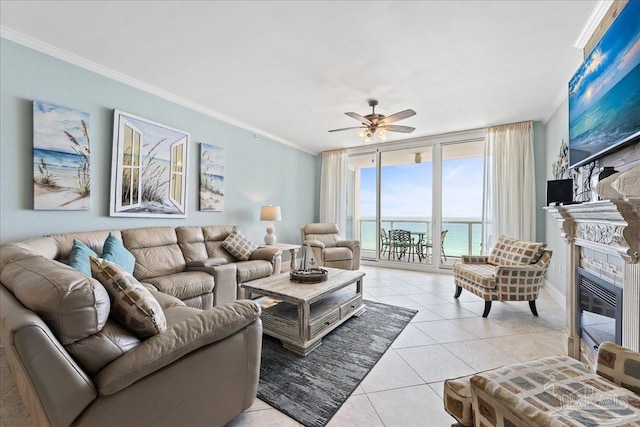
[546,199,640,359]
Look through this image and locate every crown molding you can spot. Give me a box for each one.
[0,26,318,156]
[574,0,614,49]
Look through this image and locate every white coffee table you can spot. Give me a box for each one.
[242,267,366,355]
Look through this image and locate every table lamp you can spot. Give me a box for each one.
[260,205,281,245]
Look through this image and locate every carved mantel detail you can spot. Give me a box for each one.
[545,200,640,263]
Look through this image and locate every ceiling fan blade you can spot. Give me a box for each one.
[379,109,416,124]
[345,112,372,125]
[383,125,415,133]
[328,126,366,133]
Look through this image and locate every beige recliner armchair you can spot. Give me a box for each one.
[300,223,361,270]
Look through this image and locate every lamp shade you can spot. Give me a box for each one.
[260,205,281,221]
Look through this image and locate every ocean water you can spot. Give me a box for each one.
[33,148,85,188]
[356,219,483,257]
[570,64,640,164]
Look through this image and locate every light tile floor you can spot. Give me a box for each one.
[0,265,567,427]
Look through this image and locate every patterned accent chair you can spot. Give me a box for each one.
[300,223,361,270]
[444,342,640,426]
[453,235,552,317]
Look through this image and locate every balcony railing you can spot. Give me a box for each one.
[354,217,482,260]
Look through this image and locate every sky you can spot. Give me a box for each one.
[359,156,484,219]
[33,101,90,154]
[568,0,640,122]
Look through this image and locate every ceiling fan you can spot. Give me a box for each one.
[328,99,416,143]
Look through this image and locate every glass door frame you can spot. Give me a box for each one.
[346,128,486,272]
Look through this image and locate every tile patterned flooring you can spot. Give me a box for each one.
[0,265,567,427]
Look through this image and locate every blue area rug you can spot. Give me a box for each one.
[257,300,417,427]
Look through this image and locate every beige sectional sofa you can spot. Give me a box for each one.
[0,225,282,427]
[0,225,282,308]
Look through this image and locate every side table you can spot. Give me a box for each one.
[260,243,301,271]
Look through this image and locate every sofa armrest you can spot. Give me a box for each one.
[303,239,325,249]
[187,262,237,305]
[460,255,489,264]
[494,265,548,297]
[596,342,640,391]
[94,300,261,395]
[336,240,361,269]
[1,285,97,427]
[250,247,281,262]
[336,240,360,250]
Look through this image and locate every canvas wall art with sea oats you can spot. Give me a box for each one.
[199,143,224,211]
[110,110,189,218]
[33,100,91,210]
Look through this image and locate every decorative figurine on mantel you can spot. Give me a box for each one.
[289,243,328,283]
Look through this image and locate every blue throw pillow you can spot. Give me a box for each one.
[102,233,136,274]
[68,239,98,276]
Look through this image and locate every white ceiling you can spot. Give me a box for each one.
[1,1,604,154]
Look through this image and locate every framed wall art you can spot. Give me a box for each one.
[199,143,224,211]
[33,100,91,210]
[110,110,189,218]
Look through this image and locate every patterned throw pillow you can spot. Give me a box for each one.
[222,227,257,261]
[68,239,98,276]
[102,232,136,273]
[488,235,546,266]
[90,257,167,338]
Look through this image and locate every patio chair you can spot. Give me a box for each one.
[388,229,416,262]
[422,229,448,262]
[380,228,390,258]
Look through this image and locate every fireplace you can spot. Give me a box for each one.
[577,267,622,351]
[545,199,640,361]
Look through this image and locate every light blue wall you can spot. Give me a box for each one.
[543,98,569,295]
[0,38,320,245]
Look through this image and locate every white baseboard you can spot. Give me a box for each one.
[543,279,566,309]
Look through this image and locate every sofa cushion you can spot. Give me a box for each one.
[0,256,110,345]
[488,235,546,266]
[453,264,497,289]
[144,271,214,301]
[175,226,208,262]
[90,257,167,339]
[68,239,98,276]
[122,227,187,280]
[65,319,141,375]
[102,233,136,273]
[222,227,257,261]
[236,260,273,283]
[323,247,353,262]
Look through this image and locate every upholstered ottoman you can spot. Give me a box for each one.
[471,355,640,426]
[444,375,474,426]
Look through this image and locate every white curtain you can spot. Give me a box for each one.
[482,121,536,253]
[319,149,348,237]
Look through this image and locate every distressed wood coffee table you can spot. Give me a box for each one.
[242,267,366,356]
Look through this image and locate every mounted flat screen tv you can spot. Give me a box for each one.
[568,1,640,168]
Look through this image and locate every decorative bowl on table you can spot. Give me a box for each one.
[289,268,328,283]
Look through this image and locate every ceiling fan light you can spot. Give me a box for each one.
[376,127,387,141]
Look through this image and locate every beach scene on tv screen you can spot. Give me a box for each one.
[569,1,640,166]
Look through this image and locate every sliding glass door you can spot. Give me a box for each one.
[380,148,433,266]
[347,135,485,270]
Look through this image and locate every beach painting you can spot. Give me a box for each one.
[110,110,189,218]
[199,143,224,211]
[33,101,91,210]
